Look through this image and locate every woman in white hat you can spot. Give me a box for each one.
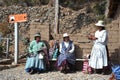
[25,33,49,74]
[88,20,108,74]
[56,33,75,73]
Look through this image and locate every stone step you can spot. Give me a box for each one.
[0,59,12,64]
[0,64,18,71]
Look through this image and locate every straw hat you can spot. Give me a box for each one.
[95,20,105,27]
[34,33,41,37]
[63,33,69,37]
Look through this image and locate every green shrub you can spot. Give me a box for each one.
[22,37,30,46]
[0,22,11,37]
[96,15,105,20]
[60,0,87,10]
[0,42,4,54]
[93,1,107,15]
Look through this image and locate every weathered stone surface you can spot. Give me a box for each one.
[0,2,120,65]
[0,66,111,80]
[0,59,12,64]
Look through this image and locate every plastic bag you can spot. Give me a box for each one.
[112,65,120,80]
[39,52,44,59]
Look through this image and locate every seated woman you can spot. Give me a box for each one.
[49,39,59,59]
[56,33,75,73]
[25,33,49,74]
[52,40,59,59]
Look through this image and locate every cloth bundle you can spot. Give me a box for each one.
[112,65,120,80]
[82,59,91,74]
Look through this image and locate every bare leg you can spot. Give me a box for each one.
[109,73,115,80]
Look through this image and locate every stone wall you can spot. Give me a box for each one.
[29,18,120,64]
[0,2,101,57]
[29,22,50,41]
[0,4,97,36]
[106,20,120,64]
[50,23,119,65]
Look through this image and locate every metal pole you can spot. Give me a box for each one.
[54,0,59,34]
[14,22,19,64]
[6,38,9,58]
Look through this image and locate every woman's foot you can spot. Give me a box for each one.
[60,69,67,74]
[37,71,40,74]
[60,70,64,73]
[60,70,67,74]
[29,69,34,74]
[108,73,115,80]
[91,69,96,74]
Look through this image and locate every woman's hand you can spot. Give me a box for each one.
[88,35,97,40]
[91,36,98,40]
[88,35,93,40]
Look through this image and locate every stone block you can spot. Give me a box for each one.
[109,35,118,40]
[77,36,90,43]
[111,43,119,48]
[79,43,92,49]
[70,37,78,42]
[109,30,119,35]
[82,49,91,55]
[108,38,118,42]
[29,24,36,29]
[74,46,83,58]
[110,26,119,30]
[29,24,49,41]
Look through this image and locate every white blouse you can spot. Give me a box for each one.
[59,41,75,54]
[94,30,108,45]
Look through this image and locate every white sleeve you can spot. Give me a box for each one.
[96,30,108,43]
[69,43,75,53]
[59,43,62,53]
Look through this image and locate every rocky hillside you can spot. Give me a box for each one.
[0,0,107,56]
[0,0,107,35]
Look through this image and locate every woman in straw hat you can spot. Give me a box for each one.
[25,33,49,74]
[56,33,75,74]
[88,20,108,74]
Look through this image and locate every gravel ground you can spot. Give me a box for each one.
[0,65,111,80]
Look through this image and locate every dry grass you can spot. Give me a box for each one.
[0,22,11,37]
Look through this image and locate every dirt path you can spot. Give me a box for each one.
[0,65,111,80]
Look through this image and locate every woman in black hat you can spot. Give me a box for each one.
[25,33,49,74]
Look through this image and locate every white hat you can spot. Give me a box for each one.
[34,33,41,37]
[63,33,69,37]
[95,20,105,27]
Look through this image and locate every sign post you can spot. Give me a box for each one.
[14,22,18,64]
[54,0,59,34]
[9,13,27,64]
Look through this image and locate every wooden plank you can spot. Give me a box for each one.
[49,59,89,61]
